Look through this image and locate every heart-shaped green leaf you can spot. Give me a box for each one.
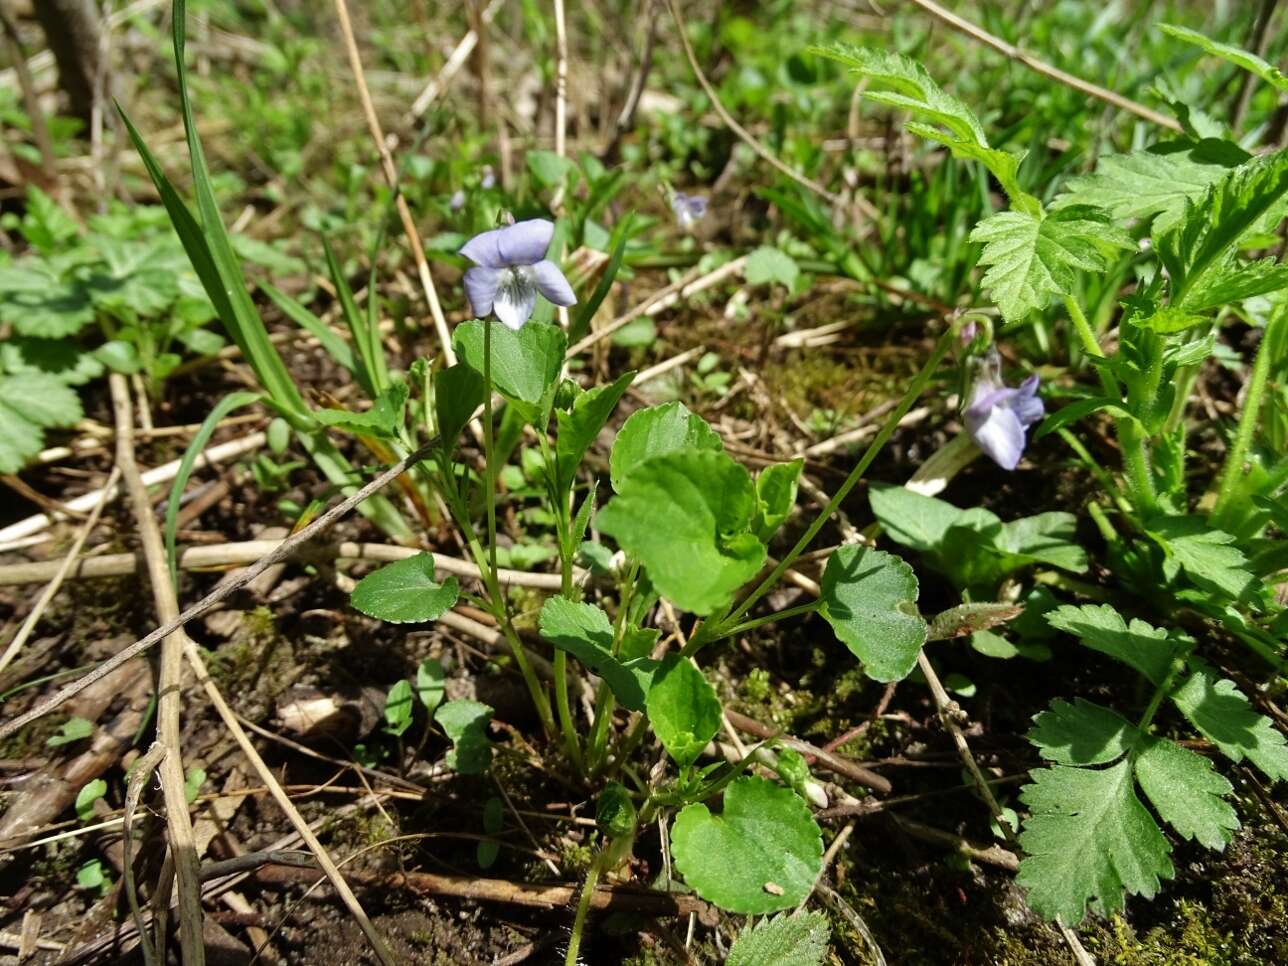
[608,401,724,492]
[434,362,484,448]
[350,553,460,624]
[820,546,927,681]
[672,776,823,913]
[598,449,765,615]
[538,597,659,711]
[453,319,566,425]
[645,655,721,768]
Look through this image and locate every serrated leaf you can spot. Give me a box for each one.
[1147,516,1255,600]
[608,401,724,492]
[0,337,104,386]
[1046,604,1179,685]
[1029,698,1139,766]
[727,911,831,966]
[752,459,803,542]
[538,597,659,711]
[555,370,634,493]
[868,483,964,552]
[1134,736,1237,850]
[434,699,493,774]
[671,776,823,914]
[1159,24,1288,93]
[1018,761,1173,924]
[1053,145,1239,234]
[1158,150,1288,310]
[0,373,84,474]
[820,546,927,682]
[598,449,765,616]
[970,206,1134,324]
[0,262,95,338]
[1170,663,1288,782]
[645,654,721,769]
[350,553,460,624]
[745,247,800,288]
[809,45,1029,206]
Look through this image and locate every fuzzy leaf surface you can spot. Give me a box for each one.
[1133,736,1237,850]
[1170,663,1288,782]
[727,911,831,966]
[1046,604,1179,685]
[819,546,927,682]
[1028,698,1139,767]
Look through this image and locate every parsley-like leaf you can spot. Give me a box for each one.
[1133,736,1238,850]
[1170,662,1288,783]
[1148,515,1256,600]
[1046,604,1179,686]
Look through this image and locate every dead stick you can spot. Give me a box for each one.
[723,709,891,794]
[0,438,438,744]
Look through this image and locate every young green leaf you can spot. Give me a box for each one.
[1046,604,1179,685]
[554,370,635,492]
[314,381,409,439]
[434,362,485,448]
[1147,516,1255,600]
[752,459,804,542]
[671,776,823,914]
[995,512,1088,573]
[1170,663,1288,782]
[645,655,721,769]
[970,205,1134,324]
[1159,24,1288,93]
[1133,736,1237,850]
[537,597,658,711]
[819,546,927,682]
[745,247,800,289]
[808,45,1031,208]
[76,779,108,821]
[453,319,567,423]
[415,659,445,714]
[1157,150,1288,310]
[1052,145,1240,234]
[350,553,460,624]
[0,373,84,474]
[434,699,493,774]
[384,680,414,737]
[868,484,963,552]
[1018,760,1173,924]
[608,401,724,492]
[727,911,831,966]
[1028,698,1139,767]
[48,717,94,747]
[598,449,765,615]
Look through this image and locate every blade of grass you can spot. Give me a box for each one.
[322,235,378,397]
[260,282,357,375]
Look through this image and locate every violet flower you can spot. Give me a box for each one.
[672,192,708,229]
[459,218,576,330]
[964,353,1044,470]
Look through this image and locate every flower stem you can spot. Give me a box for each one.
[564,844,607,966]
[683,323,958,658]
[1212,309,1285,525]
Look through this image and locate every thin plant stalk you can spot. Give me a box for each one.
[1213,309,1285,522]
[564,844,608,966]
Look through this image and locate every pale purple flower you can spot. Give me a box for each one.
[480,165,496,190]
[449,189,466,212]
[460,218,576,330]
[964,354,1044,470]
[672,192,708,229]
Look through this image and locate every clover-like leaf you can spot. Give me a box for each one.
[1170,662,1288,783]
[819,546,927,682]
[434,699,493,774]
[1134,736,1238,850]
[538,597,658,711]
[598,449,765,615]
[1046,604,1179,686]
[645,655,721,769]
[350,553,460,624]
[671,776,823,914]
[608,401,724,492]
[1018,760,1173,925]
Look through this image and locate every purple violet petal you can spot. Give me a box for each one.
[531,259,577,307]
[463,266,500,318]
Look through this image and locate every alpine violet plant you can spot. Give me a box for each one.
[964,349,1044,470]
[671,192,708,229]
[460,218,577,329]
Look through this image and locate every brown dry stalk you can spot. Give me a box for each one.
[331,0,455,365]
[109,374,206,966]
